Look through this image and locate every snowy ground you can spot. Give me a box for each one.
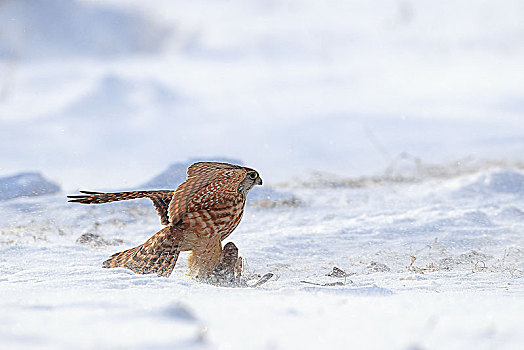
[1,0,524,349]
[1,167,523,349]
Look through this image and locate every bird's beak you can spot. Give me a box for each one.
[256,177,263,186]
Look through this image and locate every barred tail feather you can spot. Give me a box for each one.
[102,226,182,277]
[102,245,142,269]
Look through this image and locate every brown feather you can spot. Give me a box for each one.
[168,166,246,225]
[68,190,173,225]
[102,226,183,277]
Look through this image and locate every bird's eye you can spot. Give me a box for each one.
[248,172,258,180]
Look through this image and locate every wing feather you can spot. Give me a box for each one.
[168,166,246,224]
[68,190,174,225]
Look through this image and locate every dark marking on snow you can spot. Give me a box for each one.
[301,280,345,287]
[327,266,353,278]
[249,273,274,288]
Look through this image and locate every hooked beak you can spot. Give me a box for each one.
[256,177,263,186]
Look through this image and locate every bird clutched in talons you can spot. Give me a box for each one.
[197,242,274,288]
[198,242,244,286]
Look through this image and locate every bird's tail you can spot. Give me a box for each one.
[102,226,183,277]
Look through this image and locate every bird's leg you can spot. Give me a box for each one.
[187,236,222,278]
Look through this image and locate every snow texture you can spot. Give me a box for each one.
[1,0,524,349]
[1,167,523,349]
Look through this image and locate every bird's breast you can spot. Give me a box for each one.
[182,199,246,240]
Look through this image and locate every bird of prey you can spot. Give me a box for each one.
[68,161,262,278]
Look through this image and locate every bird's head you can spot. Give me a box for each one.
[240,168,262,194]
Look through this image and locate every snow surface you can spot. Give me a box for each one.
[1,0,524,349]
[1,168,523,349]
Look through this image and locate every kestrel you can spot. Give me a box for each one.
[68,161,262,278]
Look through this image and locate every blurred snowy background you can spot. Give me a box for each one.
[1,0,523,189]
[1,1,524,349]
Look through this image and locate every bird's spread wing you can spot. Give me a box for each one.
[68,190,174,225]
[168,164,246,224]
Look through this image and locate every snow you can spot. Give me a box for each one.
[1,0,524,349]
[1,168,523,349]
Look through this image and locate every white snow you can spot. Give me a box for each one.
[1,168,523,349]
[1,0,523,349]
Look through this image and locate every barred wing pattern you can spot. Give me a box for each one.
[168,162,246,225]
[68,190,174,225]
